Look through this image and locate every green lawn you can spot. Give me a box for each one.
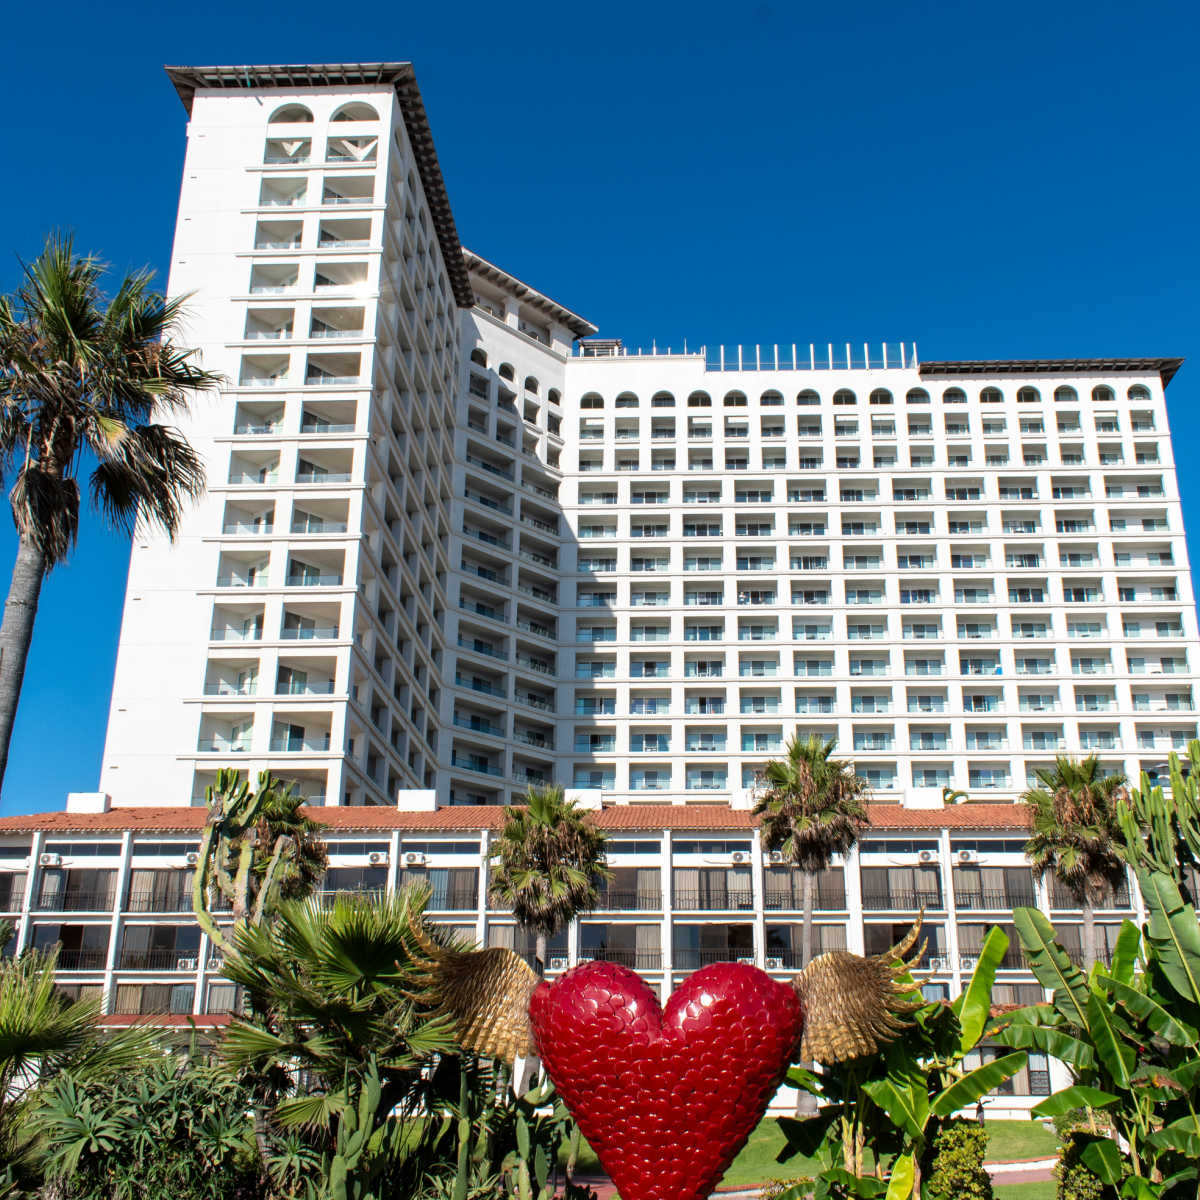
[562,1118,1060,1189]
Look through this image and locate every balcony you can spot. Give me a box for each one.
[118,949,198,971]
[55,949,107,970]
[595,890,662,911]
[582,948,663,971]
[673,948,754,970]
[955,889,1036,911]
[673,890,754,911]
[269,735,332,752]
[862,890,944,911]
[35,890,114,913]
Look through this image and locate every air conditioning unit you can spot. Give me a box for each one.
[926,957,947,970]
[731,851,748,864]
[768,850,785,864]
[177,957,198,970]
[765,956,784,970]
[577,956,593,964]
[207,956,224,971]
[38,852,61,868]
[549,957,569,971]
[368,851,389,866]
[957,849,977,864]
[736,956,756,965]
[918,850,937,863]
[960,955,979,969]
[403,851,426,867]
[185,851,199,866]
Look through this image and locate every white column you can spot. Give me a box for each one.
[844,842,865,954]
[659,828,673,980]
[750,826,767,967]
[940,827,962,999]
[475,829,489,947]
[14,831,44,955]
[101,831,133,1013]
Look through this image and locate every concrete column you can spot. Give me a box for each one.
[101,831,134,1013]
[14,831,43,955]
[844,842,865,954]
[659,828,673,980]
[750,826,766,968]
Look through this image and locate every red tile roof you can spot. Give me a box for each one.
[0,801,1031,835]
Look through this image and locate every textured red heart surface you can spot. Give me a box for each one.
[528,960,803,1200]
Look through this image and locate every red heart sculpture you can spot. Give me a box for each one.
[528,960,803,1200]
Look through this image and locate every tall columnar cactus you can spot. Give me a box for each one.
[1118,739,1200,899]
[191,767,326,954]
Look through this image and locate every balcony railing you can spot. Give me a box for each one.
[862,890,944,911]
[425,889,480,912]
[281,625,339,640]
[673,890,754,911]
[197,739,251,753]
[269,736,332,752]
[286,573,343,587]
[118,949,199,971]
[955,890,1036,911]
[595,890,662,911]
[453,716,504,737]
[36,891,114,912]
[276,680,335,695]
[672,948,754,969]
[125,891,193,914]
[450,754,502,777]
[763,889,847,911]
[56,949,107,970]
[581,949,663,970]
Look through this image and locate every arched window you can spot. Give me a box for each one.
[1092,385,1115,403]
[688,391,712,407]
[943,387,967,404]
[524,376,539,394]
[723,390,747,406]
[1016,386,1041,404]
[498,363,516,382]
[832,389,857,406]
[331,102,379,122]
[469,348,487,367]
[1127,384,1151,401]
[760,389,784,406]
[796,389,820,406]
[651,391,675,407]
[1054,386,1078,403]
[869,388,894,405]
[905,388,930,404]
[580,392,603,410]
[548,388,562,406]
[979,387,1002,404]
[615,391,639,408]
[268,103,313,123]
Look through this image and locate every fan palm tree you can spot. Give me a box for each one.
[0,936,159,1190]
[488,785,610,975]
[1020,754,1129,970]
[0,234,217,790]
[754,733,871,970]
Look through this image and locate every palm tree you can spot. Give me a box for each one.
[0,235,217,790]
[754,733,871,970]
[1021,754,1129,970]
[488,785,610,975]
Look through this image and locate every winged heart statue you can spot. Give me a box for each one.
[409,921,924,1200]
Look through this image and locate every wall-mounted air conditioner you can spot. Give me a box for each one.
[768,850,784,864]
[918,850,937,863]
[957,849,977,864]
[736,955,756,965]
[765,956,784,969]
[731,851,748,864]
[177,957,198,970]
[369,851,389,866]
[403,851,426,867]
[549,957,569,971]
[926,957,947,970]
[38,853,62,868]
[186,852,200,866]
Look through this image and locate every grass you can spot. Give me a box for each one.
[561,1118,1060,1187]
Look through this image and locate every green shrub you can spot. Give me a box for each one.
[923,1121,992,1200]
[1053,1134,1111,1200]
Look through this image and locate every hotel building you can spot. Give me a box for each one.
[0,62,1193,1108]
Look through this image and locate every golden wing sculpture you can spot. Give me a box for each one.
[409,915,926,1067]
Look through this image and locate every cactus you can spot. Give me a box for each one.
[1119,738,1200,899]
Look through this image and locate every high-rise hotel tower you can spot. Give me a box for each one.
[0,66,1193,1093]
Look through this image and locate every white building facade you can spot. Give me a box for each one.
[1,61,1195,1112]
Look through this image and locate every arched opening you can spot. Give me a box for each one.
[1127,385,1151,401]
[869,388,893,405]
[615,391,639,408]
[580,392,603,410]
[498,363,515,382]
[1092,385,1116,403]
[943,387,967,404]
[548,388,562,406]
[688,390,712,407]
[905,388,930,404]
[723,390,747,406]
[268,103,313,123]
[979,387,1002,404]
[651,391,676,407]
[1054,386,1078,403]
[760,389,784,406]
[796,389,820,406]
[1016,386,1041,403]
[469,348,487,367]
[832,389,857,406]
[331,102,379,122]
[524,376,539,394]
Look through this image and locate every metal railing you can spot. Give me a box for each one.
[672,948,755,969]
[125,890,193,914]
[118,949,199,971]
[862,890,944,911]
[672,890,754,911]
[955,890,1036,911]
[594,890,662,911]
[36,890,115,912]
[581,949,663,970]
[56,949,107,970]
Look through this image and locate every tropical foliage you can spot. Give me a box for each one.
[776,927,1026,1200]
[191,767,327,954]
[1020,755,1129,969]
[0,235,216,788]
[754,733,870,968]
[488,785,609,972]
[999,871,1200,1198]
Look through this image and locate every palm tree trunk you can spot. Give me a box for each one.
[795,869,819,1115]
[535,932,547,978]
[0,535,46,792]
[1081,900,1097,971]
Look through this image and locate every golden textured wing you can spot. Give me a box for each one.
[793,919,926,1063]
[407,917,540,1063]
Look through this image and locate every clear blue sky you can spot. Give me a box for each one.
[1,0,1198,816]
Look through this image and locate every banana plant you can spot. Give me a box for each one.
[777,926,1026,1200]
[1117,742,1200,901]
[999,869,1200,1198]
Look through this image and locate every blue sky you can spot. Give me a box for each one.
[0,0,1198,816]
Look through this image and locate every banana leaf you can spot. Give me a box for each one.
[930,1052,1027,1116]
[1013,907,1089,1027]
[954,926,1010,1052]
[1032,1085,1120,1117]
[1140,870,1200,1008]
